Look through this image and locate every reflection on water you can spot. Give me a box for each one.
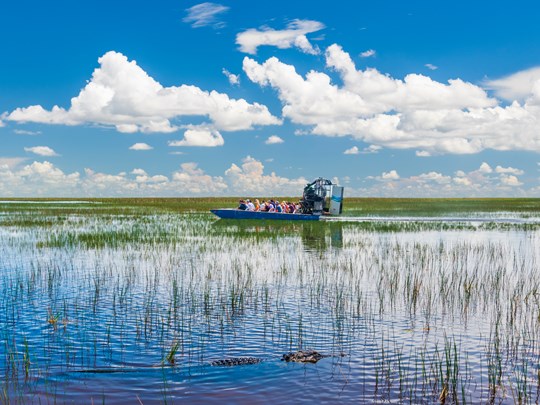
[211,219,344,251]
[1,212,540,403]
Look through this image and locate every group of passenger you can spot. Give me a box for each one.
[237,198,301,214]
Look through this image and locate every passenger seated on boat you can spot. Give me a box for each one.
[288,202,295,213]
[238,199,248,210]
[246,199,255,211]
[276,201,283,213]
[254,199,260,211]
[268,200,276,212]
[285,202,291,213]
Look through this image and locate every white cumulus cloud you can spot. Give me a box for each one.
[344,146,359,155]
[265,135,284,144]
[362,145,381,154]
[478,162,493,174]
[0,161,79,196]
[130,168,168,184]
[485,66,540,101]
[24,146,59,156]
[236,19,325,55]
[129,143,153,151]
[381,170,400,180]
[169,127,224,147]
[225,155,308,195]
[183,2,229,28]
[243,43,540,155]
[355,161,529,197]
[499,174,522,186]
[495,165,524,175]
[415,171,451,184]
[172,162,228,194]
[222,68,240,85]
[7,51,280,135]
[0,158,533,197]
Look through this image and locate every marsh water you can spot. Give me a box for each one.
[2,205,540,403]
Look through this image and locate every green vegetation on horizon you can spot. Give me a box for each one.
[1,197,540,216]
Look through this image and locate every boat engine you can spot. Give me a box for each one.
[300,177,344,216]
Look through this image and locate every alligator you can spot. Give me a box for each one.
[210,350,342,366]
[281,350,329,363]
[210,357,263,366]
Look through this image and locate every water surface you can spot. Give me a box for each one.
[2,209,540,403]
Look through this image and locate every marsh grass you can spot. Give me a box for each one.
[2,196,540,216]
[1,200,540,403]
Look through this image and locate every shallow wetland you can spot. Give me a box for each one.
[2,198,540,403]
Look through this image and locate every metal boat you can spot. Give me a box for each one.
[210,208,320,221]
[210,177,344,221]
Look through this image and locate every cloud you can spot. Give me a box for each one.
[360,49,376,58]
[381,170,400,180]
[172,162,228,194]
[342,144,382,155]
[0,158,532,197]
[82,163,227,196]
[183,2,229,28]
[478,162,493,174]
[243,43,540,155]
[0,161,80,197]
[129,142,153,151]
[0,157,27,169]
[415,171,451,184]
[354,161,528,197]
[425,63,438,70]
[236,19,325,55]
[362,144,381,154]
[24,146,59,156]
[495,165,524,175]
[14,129,41,135]
[484,66,540,101]
[265,135,284,144]
[222,68,240,85]
[499,174,522,186]
[168,127,224,147]
[452,176,472,187]
[225,155,308,195]
[7,51,280,134]
[344,146,359,155]
[130,168,168,184]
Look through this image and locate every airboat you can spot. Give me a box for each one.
[210,177,344,221]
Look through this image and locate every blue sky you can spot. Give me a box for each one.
[2,0,540,197]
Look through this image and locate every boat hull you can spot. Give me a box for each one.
[211,209,320,221]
